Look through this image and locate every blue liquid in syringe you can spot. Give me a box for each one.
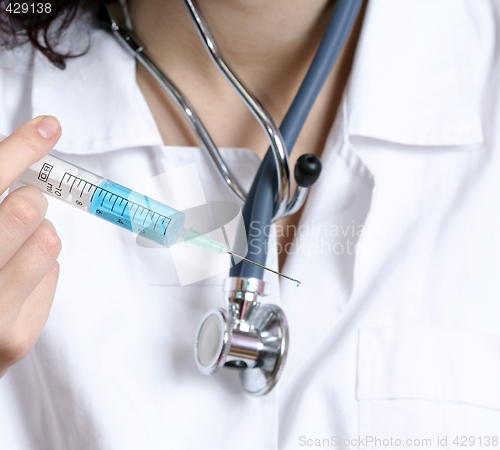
[14,152,302,284]
[88,180,185,248]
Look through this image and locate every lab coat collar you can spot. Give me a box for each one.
[345,0,483,146]
[30,0,483,155]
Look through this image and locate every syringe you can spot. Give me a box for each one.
[0,134,300,285]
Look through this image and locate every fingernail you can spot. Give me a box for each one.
[36,116,60,139]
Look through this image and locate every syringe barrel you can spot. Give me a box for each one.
[13,154,185,248]
[13,154,102,213]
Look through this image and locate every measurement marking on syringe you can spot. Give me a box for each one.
[100,191,109,207]
[58,173,173,229]
[132,205,139,221]
[138,208,146,224]
[69,177,76,193]
[90,186,99,203]
[80,182,88,197]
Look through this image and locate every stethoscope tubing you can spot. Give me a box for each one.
[232,0,364,279]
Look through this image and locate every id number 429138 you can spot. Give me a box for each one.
[453,436,498,446]
[5,2,52,14]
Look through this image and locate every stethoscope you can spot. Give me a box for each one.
[97,0,362,396]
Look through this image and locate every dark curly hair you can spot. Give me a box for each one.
[0,0,101,69]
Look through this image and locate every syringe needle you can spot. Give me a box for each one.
[181,229,301,286]
[225,251,301,287]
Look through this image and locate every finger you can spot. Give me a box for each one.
[0,262,60,370]
[16,261,60,339]
[0,186,48,269]
[0,115,62,196]
[0,219,61,317]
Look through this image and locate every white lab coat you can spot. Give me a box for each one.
[1,0,500,448]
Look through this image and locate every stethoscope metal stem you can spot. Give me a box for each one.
[99,1,248,204]
[134,51,248,204]
[183,0,303,222]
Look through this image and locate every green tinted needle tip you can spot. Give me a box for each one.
[182,227,301,286]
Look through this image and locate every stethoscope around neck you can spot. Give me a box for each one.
[97,0,362,396]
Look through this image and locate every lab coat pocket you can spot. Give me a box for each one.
[356,327,500,446]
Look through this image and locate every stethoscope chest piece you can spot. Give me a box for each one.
[195,277,289,396]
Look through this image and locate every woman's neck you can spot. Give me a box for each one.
[128,0,334,92]
[127,0,341,154]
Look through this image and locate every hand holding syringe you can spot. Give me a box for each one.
[0,117,63,378]
[1,131,300,285]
